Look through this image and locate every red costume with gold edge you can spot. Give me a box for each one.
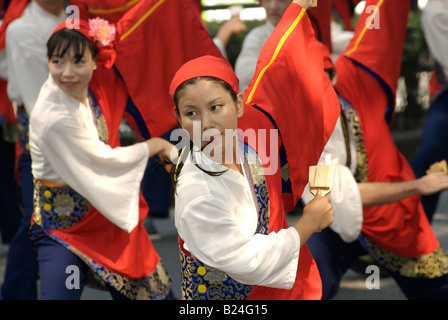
[239,3,340,299]
[0,0,28,125]
[67,0,139,23]
[334,0,440,258]
[0,0,29,50]
[0,79,15,125]
[114,0,223,139]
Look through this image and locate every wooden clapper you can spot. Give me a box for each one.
[426,160,447,175]
[309,165,335,196]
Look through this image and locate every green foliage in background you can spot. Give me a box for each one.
[392,9,431,131]
[206,19,264,67]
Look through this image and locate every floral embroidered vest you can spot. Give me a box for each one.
[179,143,270,300]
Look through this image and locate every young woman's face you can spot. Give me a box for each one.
[260,0,292,26]
[175,79,244,164]
[48,47,97,104]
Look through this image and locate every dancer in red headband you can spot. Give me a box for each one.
[170,0,341,300]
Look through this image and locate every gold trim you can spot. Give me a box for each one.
[119,0,165,41]
[360,235,448,279]
[246,8,306,104]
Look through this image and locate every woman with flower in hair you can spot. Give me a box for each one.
[28,18,175,300]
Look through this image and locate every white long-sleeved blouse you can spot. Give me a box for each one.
[174,144,301,289]
[29,75,149,232]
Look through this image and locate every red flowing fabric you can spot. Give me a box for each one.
[307,0,333,52]
[239,3,340,299]
[335,0,439,257]
[244,108,322,300]
[68,0,140,23]
[240,3,340,209]
[44,0,224,279]
[169,55,239,96]
[114,0,223,139]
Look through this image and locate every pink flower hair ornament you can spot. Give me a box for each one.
[88,17,116,47]
[53,18,117,68]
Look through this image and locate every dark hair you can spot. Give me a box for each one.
[170,76,238,200]
[47,28,99,61]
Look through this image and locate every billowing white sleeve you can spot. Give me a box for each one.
[421,0,448,79]
[39,115,149,232]
[301,116,363,242]
[177,194,300,289]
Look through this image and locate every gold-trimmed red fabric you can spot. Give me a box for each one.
[0,0,29,50]
[114,0,223,139]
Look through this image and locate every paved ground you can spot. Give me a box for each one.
[2,190,446,300]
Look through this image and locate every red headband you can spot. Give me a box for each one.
[169,55,239,97]
[53,17,117,69]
